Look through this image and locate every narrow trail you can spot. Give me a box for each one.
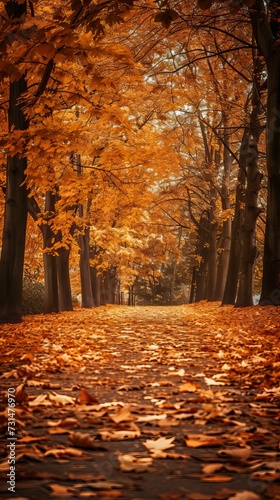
[0,304,279,499]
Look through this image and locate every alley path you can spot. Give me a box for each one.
[0,303,279,499]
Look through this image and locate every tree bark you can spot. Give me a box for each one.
[193,216,209,301]
[0,78,28,322]
[79,226,95,308]
[260,54,280,302]
[222,128,248,304]
[57,246,73,311]
[250,1,280,303]
[42,191,59,313]
[236,139,263,306]
[214,124,232,301]
[90,264,101,307]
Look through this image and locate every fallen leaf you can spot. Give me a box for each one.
[218,448,251,460]
[186,494,213,500]
[48,392,76,406]
[143,436,175,453]
[228,492,261,500]
[68,431,97,449]
[48,483,76,497]
[118,454,153,472]
[185,434,221,448]
[202,475,232,482]
[44,447,83,458]
[29,393,52,407]
[99,428,141,440]
[110,405,135,423]
[137,413,167,422]
[178,381,199,393]
[18,435,47,443]
[204,377,225,386]
[202,463,224,474]
[79,388,99,404]
[48,427,72,435]
[15,383,28,402]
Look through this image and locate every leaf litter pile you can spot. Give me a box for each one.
[0,302,280,500]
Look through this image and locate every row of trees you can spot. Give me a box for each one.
[0,0,279,323]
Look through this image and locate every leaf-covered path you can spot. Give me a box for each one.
[0,303,280,500]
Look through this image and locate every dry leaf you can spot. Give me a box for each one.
[49,483,76,497]
[18,435,47,443]
[110,405,134,423]
[99,426,141,441]
[15,383,28,402]
[79,388,99,404]
[137,413,167,422]
[68,431,97,449]
[185,434,221,448]
[202,475,232,482]
[48,392,76,406]
[118,454,153,472]
[29,393,52,407]
[143,436,175,453]
[178,381,199,393]
[202,463,224,474]
[44,447,83,458]
[228,492,261,500]
[218,448,251,460]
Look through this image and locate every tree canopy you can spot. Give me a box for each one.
[0,0,279,322]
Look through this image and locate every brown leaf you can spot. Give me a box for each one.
[110,405,135,423]
[202,463,224,475]
[178,381,199,393]
[15,383,28,402]
[79,388,99,404]
[99,427,141,441]
[185,434,221,448]
[118,453,153,472]
[44,447,83,458]
[202,475,232,482]
[68,431,97,449]
[218,448,251,460]
[143,436,175,453]
[227,492,261,500]
[48,392,76,406]
[18,435,47,443]
[48,483,76,497]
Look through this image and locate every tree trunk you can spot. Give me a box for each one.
[260,54,280,302]
[90,264,101,307]
[222,128,248,304]
[194,216,209,302]
[250,3,280,303]
[79,226,95,308]
[57,246,73,311]
[189,266,197,304]
[42,191,59,313]
[205,221,217,301]
[0,0,29,323]
[0,74,28,322]
[214,124,232,301]
[236,54,264,306]
[236,139,263,306]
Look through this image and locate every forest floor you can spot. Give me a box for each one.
[0,302,280,500]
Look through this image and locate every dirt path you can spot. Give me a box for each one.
[0,304,279,499]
